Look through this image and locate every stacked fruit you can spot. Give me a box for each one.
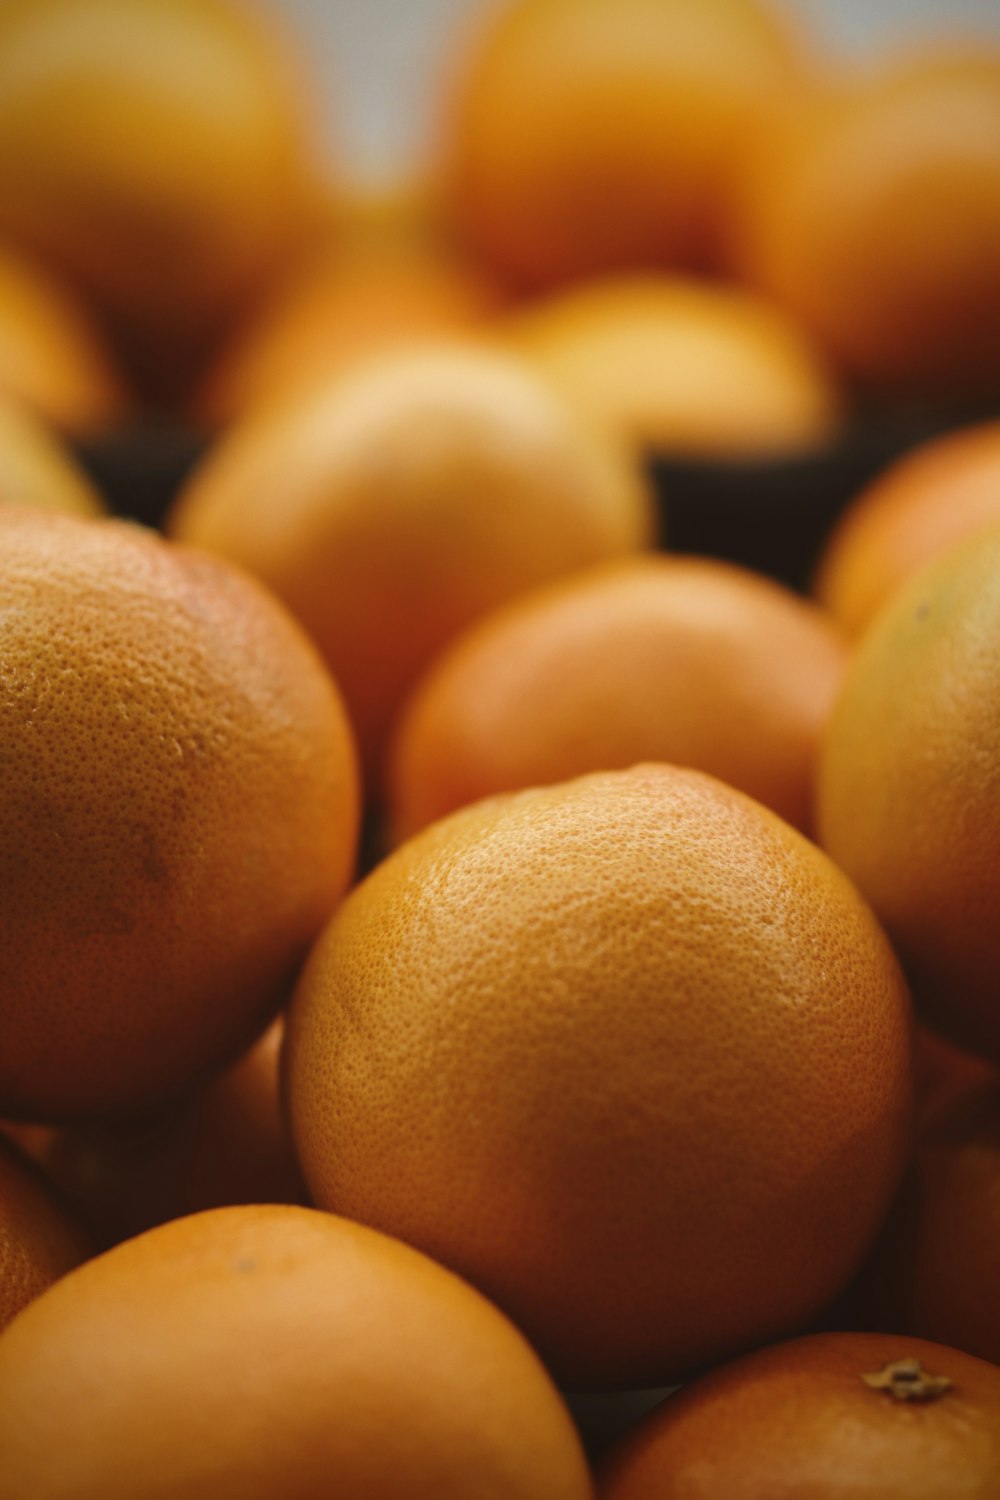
[0,1,999,1496]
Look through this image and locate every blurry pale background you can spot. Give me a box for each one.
[267,0,1000,182]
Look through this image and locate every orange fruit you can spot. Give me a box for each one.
[817,526,1000,1062]
[0,1132,88,1332]
[442,0,805,287]
[389,555,847,841]
[0,247,123,434]
[200,237,501,427]
[600,1331,1000,1498]
[815,421,1000,637]
[0,509,359,1122]
[286,764,912,1388]
[0,0,317,389]
[0,1204,593,1500]
[912,1026,997,1135]
[504,275,843,459]
[0,396,105,517]
[170,345,654,782]
[730,51,1000,393]
[869,1081,1000,1368]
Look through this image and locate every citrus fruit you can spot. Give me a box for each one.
[0,0,317,387]
[0,397,105,518]
[286,764,912,1389]
[389,555,847,841]
[0,247,123,434]
[730,51,1000,392]
[815,420,1000,637]
[0,1132,88,1332]
[817,526,1000,1061]
[0,509,359,1122]
[505,275,842,459]
[600,1332,1000,1498]
[913,1026,997,1135]
[0,1204,593,1500]
[171,345,654,781]
[442,0,805,286]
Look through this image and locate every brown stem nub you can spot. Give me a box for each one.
[861,1358,953,1403]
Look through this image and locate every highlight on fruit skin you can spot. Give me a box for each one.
[170,343,655,783]
[388,554,847,842]
[0,508,360,1123]
[503,275,843,460]
[441,0,807,288]
[599,1332,1000,1498]
[814,420,1000,637]
[286,763,912,1390]
[729,49,1000,394]
[0,396,105,518]
[0,1132,89,1333]
[0,1204,594,1500]
[0,246,124,434]
[817,525,1000,1064]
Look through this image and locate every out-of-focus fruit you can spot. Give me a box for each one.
[0,509,359,1122]
[913,1026,997,1135]
[600,1332,1000,1498]
[730,51,1000,393]
[815,421,1000,636]
[0,1205,594,1500]
[818,527,1000,1062]
[0,1133,88,1332]
[0,0,319,391]
[389,555,846,840]
[287,764,912,1389]
[0,247,123,433]
[171,345,654,781]
[443,0,805,286]
[0,397,105,517]
[505,276,842,459]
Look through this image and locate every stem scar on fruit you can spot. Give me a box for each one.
[862,1359,953,1402]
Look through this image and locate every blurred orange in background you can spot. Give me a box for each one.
[0,398,105,518]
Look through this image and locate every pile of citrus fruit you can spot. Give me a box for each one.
[0,0,998,1495]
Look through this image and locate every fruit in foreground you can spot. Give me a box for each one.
[0,1205,593,1500]
[0,1133,88,1332]
[600,1332,1000,1498]
[287,764,912,1388]
[818,526,1000,1061]
[0,510,359,1121]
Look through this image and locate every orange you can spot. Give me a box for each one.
[0,1132,88,1332]
[286,764,912,1389]
[0,0,318,391]
[0,397,105,517]
[729,51,1000,393]
[0,509,359,1122]
[869,1081,1000,1369]
[817,526,1000,1062]
[389,555,847,841]
[0,247,123,433]
[170,345,654,782]
[0,1204,593,1500]
[442,0,805,286]
[504,275,843,459]
[815,421,1000,637]
[912,1026,997,1135]
[600,1332,1000,1498]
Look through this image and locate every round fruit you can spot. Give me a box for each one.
[730,52,1000,392]
[600,1332,1000,1498]
[0,397,105,518]
[505,275,842,459]
[0,1133,88,1331]
[913,1026,997,1135]
[287,764,912,1388]
[0,1204,593,1500]
[0,0,316,381]
[815,421,1000,637]
[389,555,847,840]
[0,509,359,1121]
[443,0,804,286]
[817,526,1000,1061]
[170,345,654,780]
[0,248,123,434]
